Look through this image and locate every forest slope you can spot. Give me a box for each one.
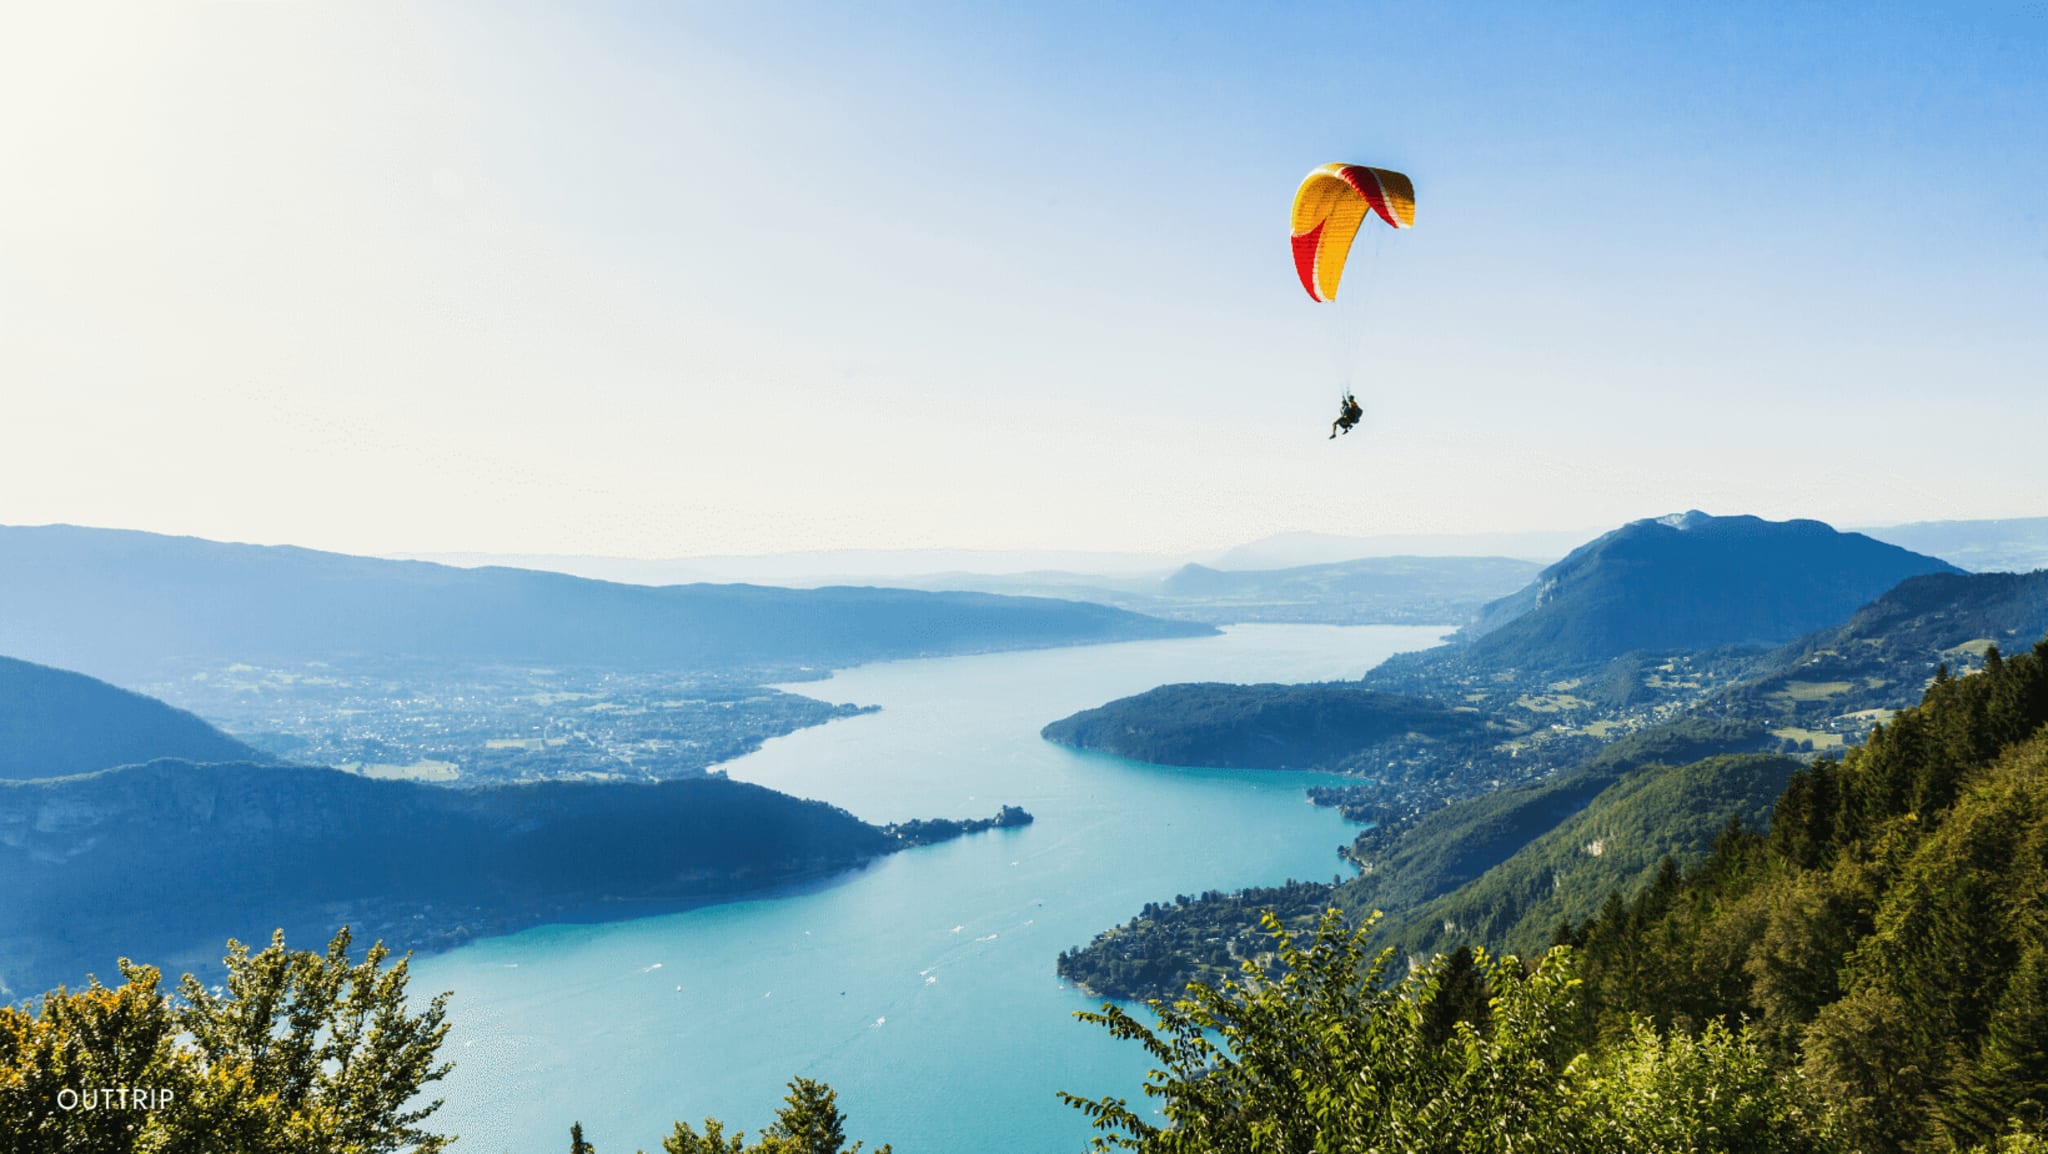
[1565,638,2048,1154]
[0,655,261,779]
[1041,683,1492,770]
[1383,752,1802,961]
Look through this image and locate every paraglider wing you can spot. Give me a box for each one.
[1289,164,1415,302]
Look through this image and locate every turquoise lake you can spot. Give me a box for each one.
[417,623,1448,1153]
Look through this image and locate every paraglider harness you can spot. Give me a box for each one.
[1330,392,1363,439]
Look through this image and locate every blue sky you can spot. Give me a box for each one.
[2,2,2042,556]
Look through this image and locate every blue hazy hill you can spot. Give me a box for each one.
[1041,683,1491,770]
[0,655,262,779]
[0,760,902,993]
[1864,515,2048,573]
[0,524,1212,683]
[1454,511,1962,669]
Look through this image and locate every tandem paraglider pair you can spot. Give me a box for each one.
[1330,392,1363,439]
[1289,162,1414,442]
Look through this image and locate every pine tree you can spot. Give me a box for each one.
[765,1077,849,1154]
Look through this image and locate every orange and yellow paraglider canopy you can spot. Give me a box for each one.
[1290,164,1415,302]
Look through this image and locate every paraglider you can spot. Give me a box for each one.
[1329,392,1363,439]
[1289,164,1414,302]
[1291,163,1413,440]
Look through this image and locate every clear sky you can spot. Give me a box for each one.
[3,2,2043,557]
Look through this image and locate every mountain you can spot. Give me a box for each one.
[0,759,1025,995]
[1148,557,1543,625]
[392,547,1187,586]
[1211,530,1590,569]
[1862,515,2048,573]
[911,556,1542,627]
[0,655,262,779]
[1041,683,1494,771]
[0,524,1211,684]
[1451,512,1961,670]
[1041,514,1960,795]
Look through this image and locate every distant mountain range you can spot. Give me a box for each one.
[391,515,2048,590]
[392,547,1188,585]
[1209,529,1595,569]
[395,530,1591,585]
[0,656,262,779]
[0,524,1211,685]
[1860,515,2048,574]
[895,555,1543,627]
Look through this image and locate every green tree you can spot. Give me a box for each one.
[658,1117,747,1154]
[0,961,189,1154]
[761,1078,849,1154]
[1573,1016,1837,1154]
[640,1078,890,1154]
[1064,907,1840,1153]
[0,928,452,1153]
[1060,908,1586,1152]
[176,927,453,1153]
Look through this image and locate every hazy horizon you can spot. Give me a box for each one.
[10,511,2048,586]
[5,3,2043,559]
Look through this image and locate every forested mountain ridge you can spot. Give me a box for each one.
[0,523,1211,685]
[0,760,1028,996]
[1565,637,2048,1154]
[1381,751,1803,962]
[0,655,262,779]
[1338,718,1781,911]
[1706,568,2048,739]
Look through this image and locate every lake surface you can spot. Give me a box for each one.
[417,624,1447,1153]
